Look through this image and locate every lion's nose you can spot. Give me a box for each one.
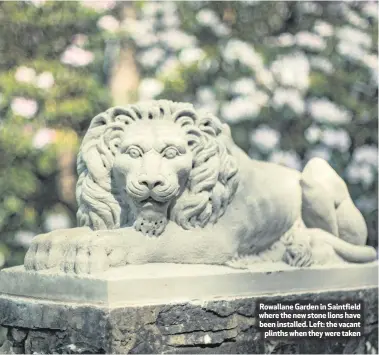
[138,176,164,190]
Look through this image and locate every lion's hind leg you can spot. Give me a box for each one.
[300,157,367,246]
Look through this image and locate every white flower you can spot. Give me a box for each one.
[321,129,351,153]
[307,98,352,125]
[269,150,302,171]
[255,68,275,90]
[197,87,216,103]
[196,8,219,26]
[272,88,305,115]
[162,13,180,28]
[179,47,206,66]
[299,2,321,14]
[196,8,231,36]
[14,230,35,248]
[32,128,57,149]
[337,26,372,49]
[346,163,374,187]
[313,21,334,37]
[80,0,115,12]
[28,0,46,6]
[342,6,369,29]
[221,97,261,124]
[361,54,378,71]
[139,47,165,68]
[124,19,157,47]
[159,30,196,51]
[196,87,218,115]
[11,97,38,119]
[61,45,94,67]
[213,23,231,37]
[356,196,376,213]
[337,41,366,62]
[97,15,120,33]
[157,2,177,17]
[138,78,164,100]
[362,2,378,20]
[346,145,377,188]
[135,32,158,48]
[231,78,256,96]
[36,72,55,90]
[270,53,310,92]
[295,31,326,52]
[243,0,261,6]
[250,125,280,152]
[141,2,161,17]
[361,54,378,80]
[276,33,295,47]
[144,2,179,27]
[14,66,36,84]
[310,57,334,74]
[304,125,322,144]
[253,91,270,108]
[229,78,269,108]
[44,213,71,232]
[72,34,88,47]
[306,146,331,162]
[223,39,263,69]
[353,145,378,167]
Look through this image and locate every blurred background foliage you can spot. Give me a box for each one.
[0,0,377,269]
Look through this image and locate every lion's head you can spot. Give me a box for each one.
[76,100,239,236]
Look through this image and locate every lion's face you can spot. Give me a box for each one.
[113,119,193,236]
[77,100,239,235]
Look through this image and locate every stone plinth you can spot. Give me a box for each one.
[0,262,378,354]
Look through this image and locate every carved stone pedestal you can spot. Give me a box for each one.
[0,263,377,354]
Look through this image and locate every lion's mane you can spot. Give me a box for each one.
[76,100,239,231]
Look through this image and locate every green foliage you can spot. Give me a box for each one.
[0,1,111,268]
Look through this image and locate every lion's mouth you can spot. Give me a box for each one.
[139,197,168,207]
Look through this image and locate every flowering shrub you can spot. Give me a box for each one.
[0,1,112,268]
[123,1,378,248]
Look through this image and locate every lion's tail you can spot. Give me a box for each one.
[308,228,377,263]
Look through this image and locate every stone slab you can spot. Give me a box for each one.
[0,263,378,353]
[0,285,377,354]
[0,262,377,306]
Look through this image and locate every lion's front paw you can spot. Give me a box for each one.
[133,214,167,237]
[59,238,112,274]
[24,227,116,274]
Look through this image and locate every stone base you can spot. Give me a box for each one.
[0,262,378,354]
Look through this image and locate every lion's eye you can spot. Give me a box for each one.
[163,147,179,159]
[127,147,142,158]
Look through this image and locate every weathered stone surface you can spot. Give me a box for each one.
[0,262,377,354]
[0,325,6,345]
[1,262,377,305]
[0,287,377,354]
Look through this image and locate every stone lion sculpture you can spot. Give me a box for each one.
[24,100,377,274]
